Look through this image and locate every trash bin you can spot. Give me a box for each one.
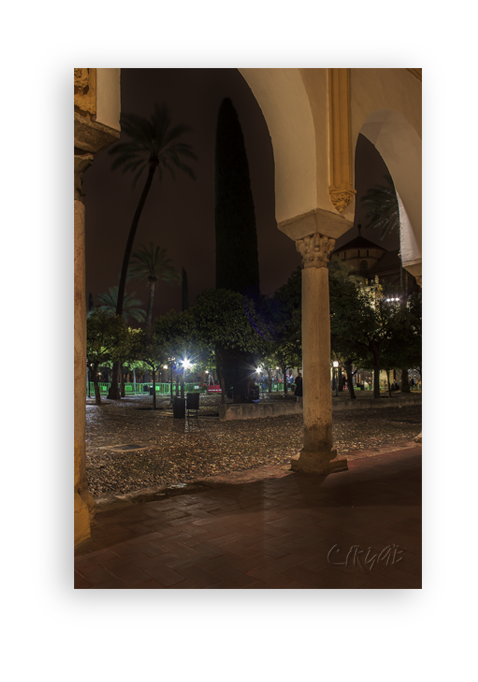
[143,384,150,392]
[186,392,199,416]
[150,387,155,396]
[173,397,186,419]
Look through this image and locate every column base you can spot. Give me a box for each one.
[291,449,348,475]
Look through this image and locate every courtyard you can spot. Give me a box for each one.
[85,393,422,502]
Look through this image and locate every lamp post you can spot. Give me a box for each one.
[333,361,339,397]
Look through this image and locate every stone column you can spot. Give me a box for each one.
[74,68,121,547]
[291,232,347,475]
[74,154,96,546]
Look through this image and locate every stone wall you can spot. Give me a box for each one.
[219,395,421,421]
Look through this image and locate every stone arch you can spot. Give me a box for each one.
[238,69,317,224]
[358,109,422,278]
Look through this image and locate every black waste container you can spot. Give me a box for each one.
[173,397,186,419]
[143,384,150,392]
[186,392,200,416]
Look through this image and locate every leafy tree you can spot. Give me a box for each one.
[127,328,167,410]
[128,242,180,333]
[107,103,197,399]
[86,310,129,405]
[330,277,420,399]
[154,309,201,400]
[381,291,422,390]
[192,289,268,403]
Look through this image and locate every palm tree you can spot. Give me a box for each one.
[128,243,180,333]
[95,286,146,325]
[360,175,400,239]
[328,259,366,287]
[107,103,197,399]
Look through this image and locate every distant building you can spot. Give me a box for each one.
[331,225,419,294]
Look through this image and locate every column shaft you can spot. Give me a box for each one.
[74,197,95,546]
[291,232,347,475]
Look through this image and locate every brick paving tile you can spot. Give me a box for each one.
[173,565,222,588]
[311,567,370,589]
[131,553,181,571]
[74,571,93,589]
[133,579,169,589]
[199,553,245,574]
[76,446,421,589]
[356,573,409,589]
[124,532,164,547]
[89,578,130,589]
[281,564,332,587]
[141,563,187,586]
[101,561,157,587]
[153,539,202,558]
[219,541,261,558]
[74,548,119,568]
[284,581,310,589]
[205,566,257,588]
[263,531,301,547]
[230,554,269,573]
[107,543,151,560]
[241,580,273,589]
[246,542,292,559]
[245,566,295,588]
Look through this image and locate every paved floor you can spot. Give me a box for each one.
[74,446,422,589]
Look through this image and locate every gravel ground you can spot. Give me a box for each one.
[85,394,422,498]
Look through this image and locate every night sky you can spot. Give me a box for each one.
[83,68,398,321]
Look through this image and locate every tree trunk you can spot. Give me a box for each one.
[282,366,288,396]
[219,369,226,404]
[387,370,392,398]
[92,364,101,405]
[120,364,125,398]
[108,162,158,400]
[145,280,156,335]
[170,364,174,405]
[152,366,156,410]
[344,360,356,400]
[401,369,410,393]
[373,363,381,399]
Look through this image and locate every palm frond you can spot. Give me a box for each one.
[109,103,197,194]
[360,175,399,239]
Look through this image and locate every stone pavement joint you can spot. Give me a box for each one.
[75,446,422,589]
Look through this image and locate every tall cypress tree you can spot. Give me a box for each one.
[181,267,189,311]
[215,98,260,297]
[214,98,260,401]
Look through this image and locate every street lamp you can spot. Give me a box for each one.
[333,361,339,397]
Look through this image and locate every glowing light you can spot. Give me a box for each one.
[181,358,193,370]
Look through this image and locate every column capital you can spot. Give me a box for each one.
[296,232,335,268]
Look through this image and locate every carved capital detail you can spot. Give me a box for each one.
[296,232,336,268]
[74,68,96,118]
[328,185,356,213]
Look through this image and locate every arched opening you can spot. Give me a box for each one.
[359,108,422,277]
[82,68,305,503]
